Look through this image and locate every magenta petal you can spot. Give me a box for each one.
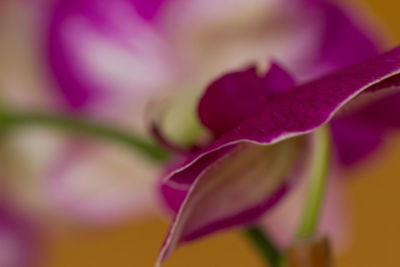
[131,0,166,21]
[198,66,268,137]
[262,64,296,95]
[157,138,310,265]
[351,91,400,129]
[168,46,400,186]
[0,203,41,267]
[198,64,295,137]
[47,0,168,109]
[158,47,400,264]
[48,0,96,108]
[160,183,187,213]
[330,116,384,166]
[331,89,400,166]
[303,1,379,79]
[137,0,166,19]
[317,1,379,69]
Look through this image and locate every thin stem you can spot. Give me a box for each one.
[244,226,282,267]
[296,126,331,240]
[0,110,169,162]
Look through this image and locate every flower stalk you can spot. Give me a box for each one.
[244,226,282,267]
[0,109,169,162]
[296,126,331,240]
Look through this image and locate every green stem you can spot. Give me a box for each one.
[244,226,282,267]
[0,110,169,162]
[296,125,331,240]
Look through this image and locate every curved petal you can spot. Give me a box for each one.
[158,47,400,264]
[157,136,310,265]
[198,64,295,137]
[303,0,380,79]
[166,46,400,187]
[160,182,187,214]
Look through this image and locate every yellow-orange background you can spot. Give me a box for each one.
[41,1,400,266]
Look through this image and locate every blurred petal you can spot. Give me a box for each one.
[0,203,41,267]
[48,0,358,110]
[331,87,400,166]
[160,0,324,80]
[304,1,379,79]
[198,64,295,136]
[48,0,179,109]
[131,0,166,21]
[48,0,102,108]
[350,90,400,129]
[47,139,159,224]
[319,2,378,66]
[157,137,310,264]
[330,117,385,166]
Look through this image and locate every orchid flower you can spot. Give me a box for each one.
[0,0,398,265]
[158,47,400,265]
[39,0,381,224]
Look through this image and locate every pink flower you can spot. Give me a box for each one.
[158,47,400,263]
[43,0,381,223]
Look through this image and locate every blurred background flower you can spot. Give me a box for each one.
[0,0,400,266]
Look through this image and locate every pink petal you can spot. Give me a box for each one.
[167,47,400,187]
[159,46,400,264]
[198,64,295,137]
[157,137,311,264]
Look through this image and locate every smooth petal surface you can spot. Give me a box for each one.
[303,1,379,79]
[157,137,310,264]
[198,64,295,137]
